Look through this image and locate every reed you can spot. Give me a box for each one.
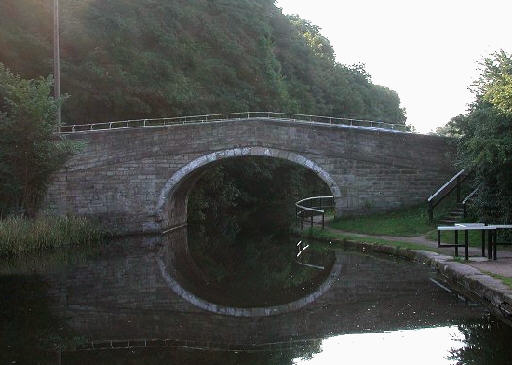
[0,215,108,257]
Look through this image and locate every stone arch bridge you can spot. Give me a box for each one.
[45,116,455,235]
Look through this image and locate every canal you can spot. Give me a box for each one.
[2,222,512,364]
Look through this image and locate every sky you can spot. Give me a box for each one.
[276,0,512,133]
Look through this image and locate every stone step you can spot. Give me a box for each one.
[439,219,459,224]
[447,213,464,218]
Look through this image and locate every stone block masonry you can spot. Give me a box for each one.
[44,118,456,235]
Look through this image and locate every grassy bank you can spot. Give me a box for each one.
[328,200,493,248]
[329,204,435,236]
[426,229,484,246]
[0,215,109,257]
[484,272,512,290]
[303,227,438,252]
[328,197,461,237]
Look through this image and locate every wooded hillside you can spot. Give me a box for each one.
[0,0,406,124]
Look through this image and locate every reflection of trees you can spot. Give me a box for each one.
[63,339,323,365]
[188,228,333,307]
[449,317,512,365]
[185,156,335,307]
[0,275,82,364]
[0,246,101,275]
[188,157,330,234]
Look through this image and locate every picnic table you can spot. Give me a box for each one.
[488,224,512,260]
[438,223,512,261]
[438,224,491,261]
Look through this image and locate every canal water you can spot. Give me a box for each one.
[2,226,512,364]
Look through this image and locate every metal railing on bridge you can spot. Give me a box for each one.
[295,195,335,230]
[58,112,410,133]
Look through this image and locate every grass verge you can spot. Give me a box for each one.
[484,271,512,290]
[327,198,462,237]
[0,215,109,257]
[426,229,485,247]
[327,198,495,249]
[303,227,439,252]
[329,204,434,236]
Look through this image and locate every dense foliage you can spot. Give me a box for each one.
[188,157,330,234]
[0,64,78,216]
[0,0,405,124]
[441,51,512,224]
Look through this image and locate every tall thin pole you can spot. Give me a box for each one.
[53,0,61,124]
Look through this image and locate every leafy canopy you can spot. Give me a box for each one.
[0,64,79,216]
[442,51,512,223]
[0,0,406,124]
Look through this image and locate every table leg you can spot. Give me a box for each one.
[464,230,469,261]
[454,231,458,257]
[493,230,497,260]
[481,230,485,257]
[488,230,493,259]
[437,230,441,248]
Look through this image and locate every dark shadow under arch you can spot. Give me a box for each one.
[155,147,342,231]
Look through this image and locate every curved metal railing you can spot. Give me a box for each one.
[58,112,410,133]
[295,195,335,230]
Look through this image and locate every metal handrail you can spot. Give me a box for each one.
[228,112,287,119]
[292,114,407,131]
[427,169,470,222]
[295,195,335,230]
[58,112,410,134]
[462,186,479,205]
[462,187,480,219]
[428,169,466,203]
[59,114,225,132]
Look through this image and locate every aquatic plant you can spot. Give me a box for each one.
[0,215,109,257]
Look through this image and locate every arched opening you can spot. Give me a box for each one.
[155,147,341,231]
[155,147,342,310]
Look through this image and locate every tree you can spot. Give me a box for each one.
[0,0,406,124]
[479,50,512,116]
[444,51,512,224]
[0,64,79,216]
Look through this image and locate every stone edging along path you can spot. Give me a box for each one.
[322,237,512,323]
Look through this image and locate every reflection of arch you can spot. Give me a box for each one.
[155,147,342,230]
[156,240,343,317]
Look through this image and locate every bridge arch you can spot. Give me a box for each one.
[155,146,342,231]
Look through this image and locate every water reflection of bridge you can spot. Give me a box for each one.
[158,229,341,317]
[43,229,483,351]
